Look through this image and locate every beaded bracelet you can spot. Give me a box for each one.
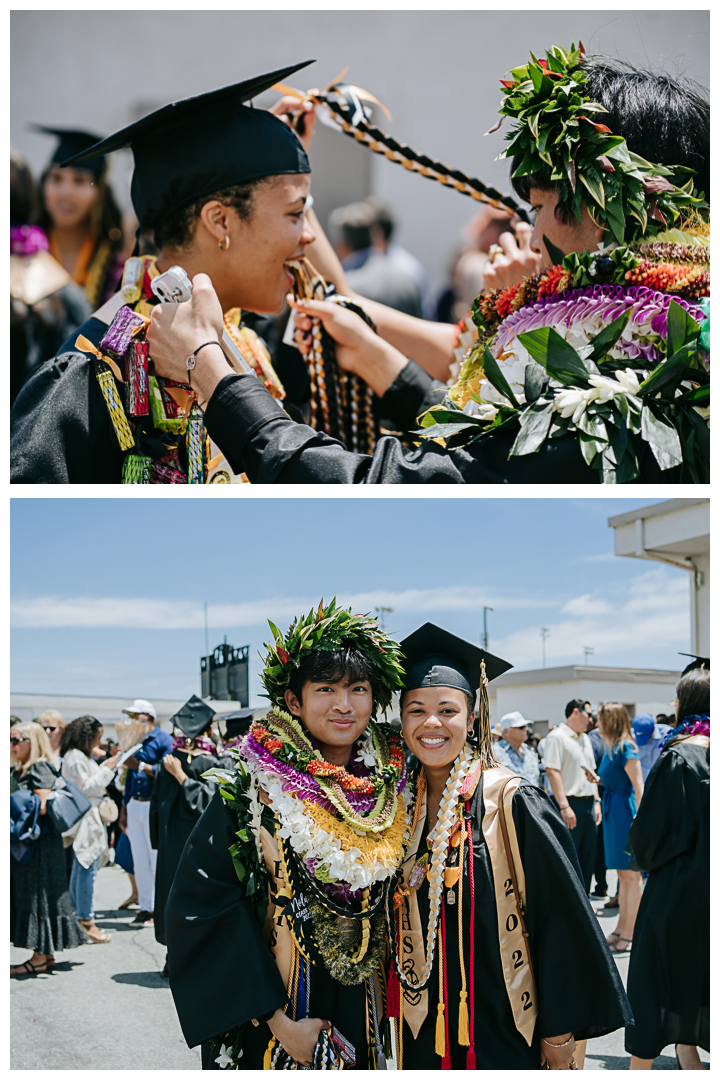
[542,1035,573,1048]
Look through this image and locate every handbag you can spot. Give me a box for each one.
[44,775,92,834]
[10,789,42,864]
[98,796,119,824]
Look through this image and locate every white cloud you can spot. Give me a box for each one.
[493,566,690,667]
[10,586,555,630]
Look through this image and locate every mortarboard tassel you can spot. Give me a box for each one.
[386,961,400,1018]
[263,1037,276,1070]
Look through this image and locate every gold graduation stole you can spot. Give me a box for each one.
[398,764,538,1047]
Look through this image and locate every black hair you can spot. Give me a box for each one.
[511,56,710,216]
[60,714,103,758]
[565,698,590,720]
[153,177,272,251]
[10,148,38,226]
[675,666,709,724]
[287,646,380,706]
[37,165,125,253]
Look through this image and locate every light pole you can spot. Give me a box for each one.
[375,606,394,632]
[584,646,595,663]
[540,627,551,668]
[483,606,494,649]
[204,601,209,657]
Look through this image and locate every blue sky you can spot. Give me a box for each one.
[11,498,692,703]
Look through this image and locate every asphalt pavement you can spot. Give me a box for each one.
[10,865,709,1070]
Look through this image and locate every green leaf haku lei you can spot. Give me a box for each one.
[495,43,707,244]
[261,597,405,720]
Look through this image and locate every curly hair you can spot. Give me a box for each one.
[153,177,272,251]
[60,715,103,758]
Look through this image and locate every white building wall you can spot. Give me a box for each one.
[11,10,709,297]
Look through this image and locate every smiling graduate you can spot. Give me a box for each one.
[390,622,632,1069]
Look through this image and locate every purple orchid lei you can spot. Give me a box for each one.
[10,225,49,256]
[492,283,707,366]
[172,734,218,756]
[659,714,709,749]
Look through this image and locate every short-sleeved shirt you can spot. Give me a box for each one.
[494,740,541,786]
[124,727,174,802]
[542,723,597,797]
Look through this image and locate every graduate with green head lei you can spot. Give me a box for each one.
[165,600,408,1070]
[388,622,632,1069]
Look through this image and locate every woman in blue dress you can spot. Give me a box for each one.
[597,704,644,954]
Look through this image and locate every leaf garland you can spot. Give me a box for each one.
[260,598,405,718]
[496,43,708,244]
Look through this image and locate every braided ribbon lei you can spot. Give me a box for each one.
[287,258,380,454]
[275,77,530,222]
[396,744,475,993]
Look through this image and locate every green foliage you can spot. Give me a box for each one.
[497,43,707,243]
[260,597,405,718]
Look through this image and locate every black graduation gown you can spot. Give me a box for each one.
[149,750,222,947]
[624,740,709,1058]
[401,780,632,1069]
[201,371,671,485]
[165,790,371,1068]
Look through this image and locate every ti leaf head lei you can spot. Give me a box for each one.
[261,598,405,719]
[496,43,707,245]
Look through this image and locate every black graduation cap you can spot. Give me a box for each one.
[678,652,710,677]
[400,622,513,696]
[170,695,216,738]
[62,61,314,229]
[30,124,107,179]
[221,708,256,740]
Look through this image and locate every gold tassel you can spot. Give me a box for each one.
[263,1037,276,1069]
[458,990,470,1046]
[477,658,497,768]
[435,1002,446,1059]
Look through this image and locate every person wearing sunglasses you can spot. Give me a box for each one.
[10,723,87,976]
[37,709,66,767]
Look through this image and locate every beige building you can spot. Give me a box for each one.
[488,664,681,739]
[609,498,709,657]
[10,693,257,740]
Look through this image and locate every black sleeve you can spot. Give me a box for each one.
[628,749,704,873]
[177,774,218,818]
[513,784,633,1041]
[10,348,123,483]
[165,789,288,1048]
[205,374,588,484]
[374,358,446,432]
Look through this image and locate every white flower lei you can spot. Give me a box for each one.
[248,763,403,892]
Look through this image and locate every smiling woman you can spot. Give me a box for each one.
[10,61,317,484]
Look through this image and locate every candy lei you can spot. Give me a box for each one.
[84,255,283,484]
[394,744,476,993]
[287,257,380,454]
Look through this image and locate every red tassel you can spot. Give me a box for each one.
[442,1053,452,1070]
[467,1046,476,1070]
[386,965,400,1018]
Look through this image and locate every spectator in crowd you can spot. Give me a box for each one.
[542,700,601,893]
[10,715,22,729]
[494,711,541,784]
[328,199,423,316]
[10,147,91,404]
[364,197,431,316]
[117,700,172,926]
[632,713,673,781]
[35,127,126,308]
[597,704,644,953]
[10,723,87,975]
[587,712,611,902]
[36,709,66,767]
[60,716,121,944]
[626,666,709,1070]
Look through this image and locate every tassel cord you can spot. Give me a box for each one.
[466,815,477,1069]
[457,822,470,1047]
[440,896,451,1069]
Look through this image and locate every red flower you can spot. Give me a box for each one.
[538,59,548,70]
[580,116,613,134]
[277,647,291,665]
[500,79,515,89]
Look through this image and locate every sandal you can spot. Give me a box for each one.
[606,931,621,945]
[79,919,112,944]
[10,957,53,977]
[608,936,632,953]
[117,896,139,910]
